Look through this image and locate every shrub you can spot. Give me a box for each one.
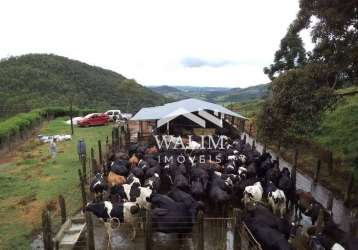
[0,110,42,144]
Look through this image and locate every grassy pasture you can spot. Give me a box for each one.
[0,117,111,249]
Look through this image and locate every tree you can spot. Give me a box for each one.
[264,28,307,80]
[258,0,358,145]
[258,63,336,146]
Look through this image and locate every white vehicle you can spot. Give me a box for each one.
[105,110,122,121]
[121,113,133,120]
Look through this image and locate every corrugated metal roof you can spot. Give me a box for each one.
[131,98,247,121]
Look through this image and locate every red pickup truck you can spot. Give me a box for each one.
[78,113,109,127]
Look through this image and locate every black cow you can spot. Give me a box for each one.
[149,194,200,234]
[265,160,281,186]
[278,167,294,210]
[209,172,232,215]
[322,217,358,250]
[173,174,190,192]
[168,187,204,222]
[245,217,293,250]
[110,161,129,176]
[130,166,145,182]
[309,233,344,250]
[245,202,295,240]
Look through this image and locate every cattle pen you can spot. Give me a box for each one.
[38,122,266,250]
[38,116,357,250]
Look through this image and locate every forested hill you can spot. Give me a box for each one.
[0,54,168,114]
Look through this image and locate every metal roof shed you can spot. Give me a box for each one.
[131,98,247,121]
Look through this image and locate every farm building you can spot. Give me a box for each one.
[129,98,247,139]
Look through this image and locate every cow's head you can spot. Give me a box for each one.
[84,201,111,220]
[238,154,247,164]
[224,177,233,188]
[281,167,290,177]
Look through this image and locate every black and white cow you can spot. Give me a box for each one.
[85,201,140,240]
[266,181,287,218]
[90,173,108,201]
[114,176,153,210]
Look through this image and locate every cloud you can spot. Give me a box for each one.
[181,57,236,68]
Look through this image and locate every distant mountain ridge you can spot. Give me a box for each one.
[148,84,269,104]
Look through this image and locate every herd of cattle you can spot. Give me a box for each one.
[84,135,357,250]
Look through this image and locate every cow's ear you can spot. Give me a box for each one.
[130,205,140,214]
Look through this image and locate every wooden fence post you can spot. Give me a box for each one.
[233,208,241,250]
[326,192,334,213]
[315,208,325,234]
[111,129,115,154]
[314,159,321,183]
[344,173,354,205]
[328,151,333,174]
[81,155,87,184]
[42,209,53,250]
[79,169,87,209]
[293,149,298,168]
[98,140,103,166]
[126,122,130,146]
[349,213,358,237]
[240,120,245,134]
[58,195,67,224]
[118,126,122,150]
[262,144,267,154]
[145,209,152,250]
[79,169,95,250]
[105,135,109,161]
[197,210,204,250]
[91,147,96,174]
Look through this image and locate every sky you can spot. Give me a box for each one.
[0,0,313,88]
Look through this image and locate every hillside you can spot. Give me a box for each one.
[313,91,358,165]
[149,84,269,104]
[0,54,168,116]
[233,89,358,169]
[149,85,189,100]
[212,84,269,104]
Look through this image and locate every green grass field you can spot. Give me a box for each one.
[0,117,112,249]
[313,93,358,172]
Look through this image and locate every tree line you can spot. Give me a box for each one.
[257,0,358,167]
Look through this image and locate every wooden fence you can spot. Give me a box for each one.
[42,124,130,250]
[226,116,356,205]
